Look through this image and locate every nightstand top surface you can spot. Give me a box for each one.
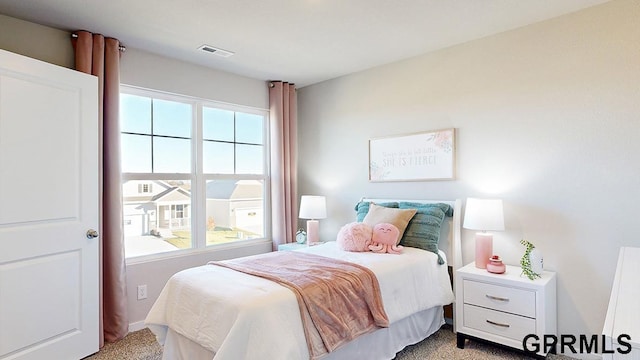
[277,243,307,251]
[458,262,556,287]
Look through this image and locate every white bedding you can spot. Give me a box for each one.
[145,242,454,360]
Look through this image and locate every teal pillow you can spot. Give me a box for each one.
[354,201,398,222]
[398,202,453,264]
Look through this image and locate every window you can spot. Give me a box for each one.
[138,183,152,193]
[120,87,269,259]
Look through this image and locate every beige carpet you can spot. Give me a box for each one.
[83,329,162,360]
[85,325,572,359]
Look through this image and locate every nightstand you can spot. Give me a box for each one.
[277,243,307,251]
[455,262,556,358]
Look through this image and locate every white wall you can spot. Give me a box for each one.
[0,13,73,68]
[120,48,267,109]
[0,14,272,329]
[298,0,639,358]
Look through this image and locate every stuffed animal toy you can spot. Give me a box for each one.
[369,223,403,254]
[336,222,373,252]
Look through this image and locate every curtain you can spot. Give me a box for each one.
[269,81,298,249]
[72,31,128,345]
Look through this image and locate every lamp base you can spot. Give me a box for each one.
[475,233,493,269]
[306,220,319,246]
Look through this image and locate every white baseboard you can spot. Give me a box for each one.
[128,320,147,333]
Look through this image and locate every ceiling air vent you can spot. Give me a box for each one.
[198,44,234,58]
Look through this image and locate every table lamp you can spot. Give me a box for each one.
[463,198,505,269]
[299,195,327,246]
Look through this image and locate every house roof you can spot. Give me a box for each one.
[206,179,262,200]
[123,180,191,203]
[206,180,237,200]
[151,186,190,202]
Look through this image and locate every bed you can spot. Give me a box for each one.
[146,198,462,360]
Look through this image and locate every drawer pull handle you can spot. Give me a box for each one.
[486,319,510,328]
[486,294,509,302]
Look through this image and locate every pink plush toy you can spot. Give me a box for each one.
[336,222,373,252]
[369,223,403,254]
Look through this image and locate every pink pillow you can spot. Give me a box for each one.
[336,222,373,252]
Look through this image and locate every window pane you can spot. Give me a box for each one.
[121,94,151,134]
[153,99,192,138]
[153,137,191,173]
[203,107,234,141]
[236,144,263,174]
[203,141,234,174]
[123,179,192,257]
[236,112,263,144]
[205,179,264,246]
[121,134,152,173]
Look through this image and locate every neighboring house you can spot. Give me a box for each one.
[122,180,191,237]
[206,179,264,237]
[122,179,264,238]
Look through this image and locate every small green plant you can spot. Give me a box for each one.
[520,239,541,280]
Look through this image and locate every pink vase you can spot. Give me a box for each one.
[486,255,506,274]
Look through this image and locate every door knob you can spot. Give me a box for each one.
[86,229,99,239]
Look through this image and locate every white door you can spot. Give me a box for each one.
[0,49,99,360]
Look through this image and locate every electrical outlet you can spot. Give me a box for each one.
[137,284,147,300]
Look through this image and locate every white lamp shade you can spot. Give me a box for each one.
[299,195,327,220]
[463,198,505,231]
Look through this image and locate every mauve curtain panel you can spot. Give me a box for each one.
[269,81,298,249]
[72,30,128,345]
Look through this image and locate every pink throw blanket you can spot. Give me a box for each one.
[209,251,389,359]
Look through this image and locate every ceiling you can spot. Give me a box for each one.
[0,0,611,87]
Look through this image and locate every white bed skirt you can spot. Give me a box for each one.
[161,306,445,360]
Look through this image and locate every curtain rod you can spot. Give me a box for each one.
[269,81,296,88]
[71,33,126,52]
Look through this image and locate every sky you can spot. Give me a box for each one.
[120,93,264,174]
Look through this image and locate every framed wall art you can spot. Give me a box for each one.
[369,128,456,182]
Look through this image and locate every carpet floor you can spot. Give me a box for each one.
[85,325,573,360]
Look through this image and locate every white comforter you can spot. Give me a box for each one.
[145,242,454,360]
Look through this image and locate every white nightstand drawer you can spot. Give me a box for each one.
[464,304,536,342]
[463,280,535,318]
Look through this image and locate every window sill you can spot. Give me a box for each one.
[125,238,273,266]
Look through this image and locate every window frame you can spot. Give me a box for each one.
[121,85,271,264]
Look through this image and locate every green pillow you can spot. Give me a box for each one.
[398,202,453,264]
[354,201,398,222]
